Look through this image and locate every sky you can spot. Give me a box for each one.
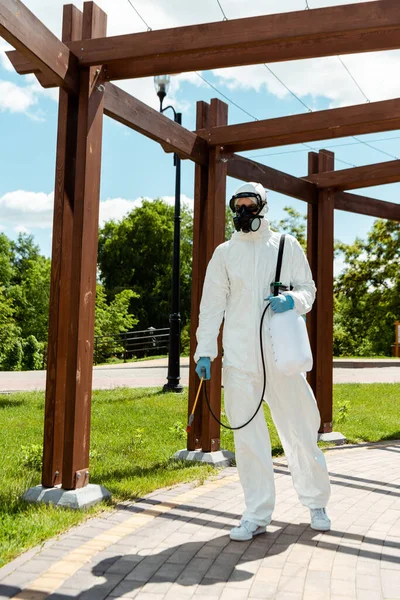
[1,0,400,275]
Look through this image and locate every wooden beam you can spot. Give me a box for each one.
[198,98,400,153]
[306,152,319,398]
[42,4,83,489]
[335,192,400,221]
[188,101,211,453]
[62,2,107,491]
[5,49,210,164]
[305,159,400,191]
[104,83,208,166]
[64,1,400,80]
[315,151,335,434]
[202,99,228,453]
[226,154,316,204]
[0,0,78,94]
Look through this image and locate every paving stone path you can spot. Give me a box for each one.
[1,440,399,600]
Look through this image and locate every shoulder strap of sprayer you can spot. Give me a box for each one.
[273,234,286,297]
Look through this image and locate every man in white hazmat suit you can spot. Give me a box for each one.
[194,182,331,542]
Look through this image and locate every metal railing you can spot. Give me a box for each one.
[94,327,169,364]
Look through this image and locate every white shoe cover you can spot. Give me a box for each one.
[230,520,267,541]
[310,508,331,531]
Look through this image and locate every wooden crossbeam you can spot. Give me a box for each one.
[104,84,208,166]
[197,99,400,153]
[305,160,400,191]
[60,1,400,80]
[226,154,316,204]
[10,49,400,159]
[335,192,400,221]
[0,0,78,94]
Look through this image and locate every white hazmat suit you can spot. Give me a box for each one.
[194,186,331,527]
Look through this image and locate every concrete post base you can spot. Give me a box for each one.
[173,449,235,468]
[23,483,111,509]
[318,431,347,445]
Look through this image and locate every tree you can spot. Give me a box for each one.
[270,206,307,251]
[9,253,51,343]
[0,286,21,369]
[98,199,193,330]
[334,219,400,356]
[0,233,14,288]
[94,284,139,362]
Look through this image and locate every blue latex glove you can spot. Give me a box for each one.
[267,293,294,313]
[195,357,211,380]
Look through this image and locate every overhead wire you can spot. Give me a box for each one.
[125,0,152,30]
[216,0,228,20]
[303,1,397,160]
[213,0,355,167]
[124,0,398,167]
[251,135,400,159]
[194,72,259,121]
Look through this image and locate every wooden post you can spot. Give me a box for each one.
[187,99,228,453]
[315,150,335,433]
[306,152,319,398]
[62,2,107,491]
[187,101,210,451]
[42,5,83,488]
[203,99,228,453]
[394,321,400,357]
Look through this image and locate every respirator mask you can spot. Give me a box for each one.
[229,182,268,233]
[229,190,266,233]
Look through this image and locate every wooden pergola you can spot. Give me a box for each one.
[3,0,400,491]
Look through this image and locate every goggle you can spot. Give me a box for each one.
[236,203,259,213]
[229,191,263,213]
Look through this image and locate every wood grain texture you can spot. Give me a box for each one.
[64,1,400,79]
[335,192,400,220]
[104,83,208,165]
[201,99,228,453]
[306,153,319,399]
[62,2,107,491]
[198,98,400,153]
[187,102,211,452]
[305,159,400,191]
[227,154,317,204]
[0,0,78,93]
[42,4,83,489]
[316,150,335,434]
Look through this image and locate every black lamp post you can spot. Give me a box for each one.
[154,75,183,393]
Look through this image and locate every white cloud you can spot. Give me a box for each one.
[1,0,393,117]
[0,190,194,232]
[0,74,57,119]
[15,225,30,234]
[99,195,194,226]
[99,197,144,226]
[0,190,54,229]
[162,195,194,211]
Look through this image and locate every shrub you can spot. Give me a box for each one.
[22,335,44,371]
[3,339,23,371]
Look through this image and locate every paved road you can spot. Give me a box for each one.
[1,440,399,599]
[1,358,400,393]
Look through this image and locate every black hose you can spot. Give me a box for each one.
[203,302,270,430]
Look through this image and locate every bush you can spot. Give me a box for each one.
[22,335,44,371]
[20,444,43,471]
[3,339,23,371]
[181,322,191,355]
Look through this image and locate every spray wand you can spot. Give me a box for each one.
[186,370,205,432]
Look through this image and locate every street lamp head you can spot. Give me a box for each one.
[154,75,171,108]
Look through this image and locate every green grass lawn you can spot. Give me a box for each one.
[1,383,399,567]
